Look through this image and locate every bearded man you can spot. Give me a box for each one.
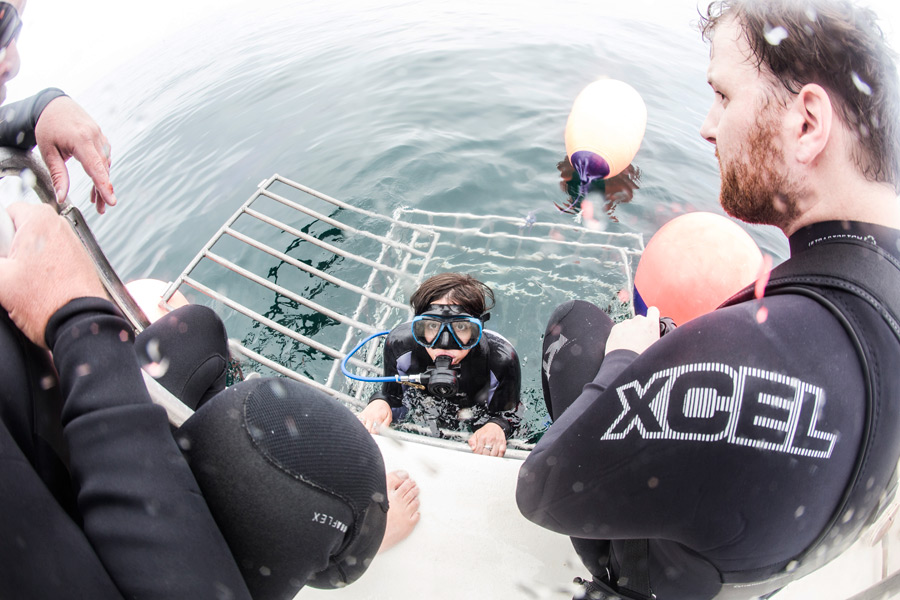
[517,1,900,598]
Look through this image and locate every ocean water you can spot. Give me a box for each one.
[65,0,791,440]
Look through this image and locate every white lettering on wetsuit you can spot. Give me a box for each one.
[311,512,349,533]
[601,363,837,459]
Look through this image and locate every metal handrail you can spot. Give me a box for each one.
[0,148,151,332]
[0,147,190,425]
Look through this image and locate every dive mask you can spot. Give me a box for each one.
[411,304,486,350]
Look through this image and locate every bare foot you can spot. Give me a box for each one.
[379,470,421,552]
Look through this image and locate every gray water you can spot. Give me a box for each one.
[67,0,790,438]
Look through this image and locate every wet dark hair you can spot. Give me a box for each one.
[409,273,495,317]
[700,0,900,192]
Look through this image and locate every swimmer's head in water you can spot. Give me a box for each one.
[177,378,388,598]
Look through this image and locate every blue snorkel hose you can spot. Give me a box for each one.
[340,331,427,388]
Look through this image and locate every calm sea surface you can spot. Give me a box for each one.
[67,0,790,439]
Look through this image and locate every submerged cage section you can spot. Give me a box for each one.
[162,174,643,449]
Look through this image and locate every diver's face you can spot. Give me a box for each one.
[424,295,472,366]
[0,1,25,106]
[700,16,802,228]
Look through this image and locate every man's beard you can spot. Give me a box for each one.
[718,110,803,229]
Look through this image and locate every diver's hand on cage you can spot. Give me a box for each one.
[0,203,107,348]
[358,400,393,434]
[605,306,661,356]
[468,423,506,457]
[35,95,117,214]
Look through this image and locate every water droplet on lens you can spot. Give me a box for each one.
[851,71,872,96]
[764,25,789,45]
[145,358,170,379]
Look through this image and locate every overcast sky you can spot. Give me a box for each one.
[9,0,243,99]
[9,0,900,103]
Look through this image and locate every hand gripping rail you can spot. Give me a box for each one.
[0,147,192,426]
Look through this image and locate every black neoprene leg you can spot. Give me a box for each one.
[541,299,613,420]
[134,305,229,410]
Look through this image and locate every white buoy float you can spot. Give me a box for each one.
[565,79,648,186]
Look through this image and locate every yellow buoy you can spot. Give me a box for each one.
[565,79,647,184]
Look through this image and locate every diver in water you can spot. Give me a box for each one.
[358,273,522,457]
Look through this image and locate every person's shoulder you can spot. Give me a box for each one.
[483,329,514,348]
[665,293,858,362]
[483,330,519,363]
[387,322,416,346]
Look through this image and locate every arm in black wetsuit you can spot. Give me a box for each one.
[46,297,251,600]
[477,331,522,437]
[369,324,409,409]
[0,88,66,149]
[517,296,867,598]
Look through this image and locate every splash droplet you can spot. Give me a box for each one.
[146,338,163,362]
[754,255,773,300]
[18,168,36,192]
[851,71,872,96]
[145,359,170,379]
[269,380,286,398]
[764,25,789,45]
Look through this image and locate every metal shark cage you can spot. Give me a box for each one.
[160,174,644,450]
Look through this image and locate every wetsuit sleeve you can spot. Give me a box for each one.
[369,326,405,408]
[46,297,251,600]
[480,333,522,437]
[0,88,67,150]
[517,296,865,573]
[583,349,638,397]
[0,312,126,598]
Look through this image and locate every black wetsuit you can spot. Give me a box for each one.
[0,94,383,599]
[0,88,67,149]
[0,297,251,598]
[370,323,522,437]
[516,220,900,599]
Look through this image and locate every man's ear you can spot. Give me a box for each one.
[792,83,833,165]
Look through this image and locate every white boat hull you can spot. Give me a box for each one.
[302,434,584,599]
